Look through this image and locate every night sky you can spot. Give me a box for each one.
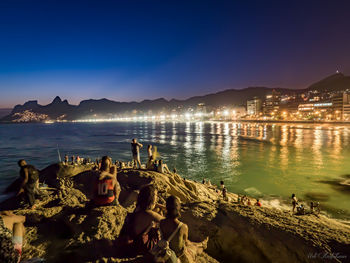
[1,0,350,108]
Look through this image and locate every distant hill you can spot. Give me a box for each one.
[307,73,350,92]
[1,88,295,122]
[2,73,349,122]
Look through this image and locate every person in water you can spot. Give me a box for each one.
[93,156,120,206]
[160,195,208,263]
[17,160,39,209]
[131,138,143,169]
[0,211,26,263]
[291,194,298,213]
[122,185,164,256]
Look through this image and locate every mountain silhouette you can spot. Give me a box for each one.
[2,73,349,122]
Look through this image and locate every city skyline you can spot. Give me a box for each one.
[1,0,350,108]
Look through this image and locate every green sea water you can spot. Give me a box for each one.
[0,122,349,220]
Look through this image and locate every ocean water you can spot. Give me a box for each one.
[0,121,349,220]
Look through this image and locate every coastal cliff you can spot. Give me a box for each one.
[1,164,349,263]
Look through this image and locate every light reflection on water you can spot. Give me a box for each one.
[0,122,349,220]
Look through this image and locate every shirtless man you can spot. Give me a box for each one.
[131,138,143,169]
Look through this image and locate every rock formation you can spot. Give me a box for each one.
[1,163,349,263]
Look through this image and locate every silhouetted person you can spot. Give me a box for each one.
[292,194,298,213]
[17,160,39,209]
[131,138,143,169]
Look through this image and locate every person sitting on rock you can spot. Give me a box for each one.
[0,211,26,263]
[122,185,164,256]
[159,195,208,263]
[17,159,39,209]
[157,159,171,174]
[93,156,120,206]
[255,199,262,207]
[146,156,155,170]
[310,201,320,213]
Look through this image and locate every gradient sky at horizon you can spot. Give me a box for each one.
[0,0,350,108]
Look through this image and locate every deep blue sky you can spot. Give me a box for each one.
[1,0,350,107]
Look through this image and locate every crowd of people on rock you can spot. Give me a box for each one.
[0,138,208,262]
[119,185,208,262]
[0,138,323,262]
[63,154,93,165]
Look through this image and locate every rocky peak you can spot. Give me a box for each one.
[51,96,62,104]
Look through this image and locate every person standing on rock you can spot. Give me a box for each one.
[291,194,298,213]
[93,156,121,206]
[147,145,153,159]
[220,181,225,191]
[17,159,39,209]
[222,187,228,201]
[131,138,143,169]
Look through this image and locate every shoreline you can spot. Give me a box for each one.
[2,119,350,125]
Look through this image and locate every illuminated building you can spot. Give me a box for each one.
[332,93,350,120]
[263,90,281,115]
[247,97,262,116]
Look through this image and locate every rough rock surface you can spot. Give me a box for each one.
[1,163,350,263]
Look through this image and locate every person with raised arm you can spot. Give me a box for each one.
[131,138,143,169]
